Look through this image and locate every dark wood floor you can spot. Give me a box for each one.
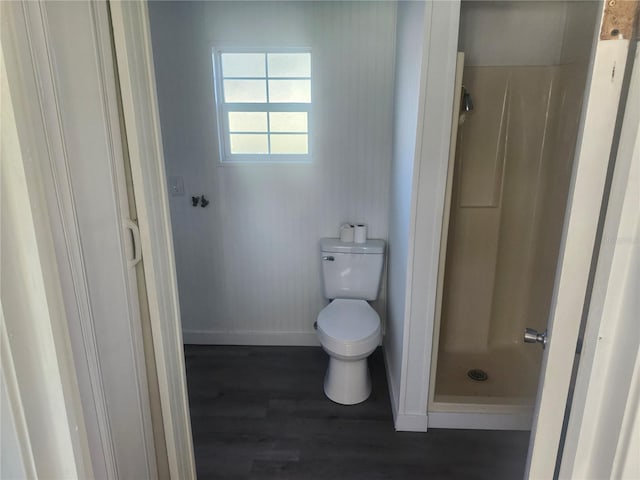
[185,345,530,479]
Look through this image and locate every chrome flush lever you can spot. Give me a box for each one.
[524,328,548,349]
[322,255,335,261]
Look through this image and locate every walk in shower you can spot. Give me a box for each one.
[429,1,600,429]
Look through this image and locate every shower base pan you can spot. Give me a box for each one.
[428,348,538,430]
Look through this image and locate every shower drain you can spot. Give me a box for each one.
[467,369,489,382]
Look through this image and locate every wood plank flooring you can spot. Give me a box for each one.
[185,345,530,479]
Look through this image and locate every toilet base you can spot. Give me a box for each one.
[323,356,372,405]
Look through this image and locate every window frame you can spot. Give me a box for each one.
[212,47,313,164]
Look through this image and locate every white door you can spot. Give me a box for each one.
[524,7,635,479]
[109,2,197,479]
[558,40,640,479]
[8,2,159,478]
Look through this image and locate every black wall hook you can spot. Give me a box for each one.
[200,195,210,208]
[192,195,200,207]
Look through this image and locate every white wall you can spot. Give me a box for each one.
[385,0,427,422]
[148,1,397,345]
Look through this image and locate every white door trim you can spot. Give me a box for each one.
[394,0,461,432]
[109,2,197,478]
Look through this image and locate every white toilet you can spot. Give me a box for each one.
[316,238,385,405]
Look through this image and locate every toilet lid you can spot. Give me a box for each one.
[317,299,380,342]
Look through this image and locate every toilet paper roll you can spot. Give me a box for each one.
[354,224,367,243]
[339,223,355,243]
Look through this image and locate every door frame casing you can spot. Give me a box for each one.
[106,0,633,478]
[426,51,464,421]
[389,0,461,432]
[109,2,197,479]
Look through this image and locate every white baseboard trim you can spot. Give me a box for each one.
[182,330,320,346]
[395,413,429,432]
[382,345,429,432]
[427,411,532,431]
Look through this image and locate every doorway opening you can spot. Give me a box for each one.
[110,0,636,476]
[429,0,601,429]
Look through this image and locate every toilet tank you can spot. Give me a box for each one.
[320,238,385,300]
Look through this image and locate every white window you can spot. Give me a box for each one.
[212,49,311,163]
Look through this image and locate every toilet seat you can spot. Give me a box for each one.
[317,299,381,357]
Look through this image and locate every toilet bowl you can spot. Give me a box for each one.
[317,298,381,405]
[317,237,385,404]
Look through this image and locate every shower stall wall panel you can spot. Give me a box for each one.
[433,64,589,409]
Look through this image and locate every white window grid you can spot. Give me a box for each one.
[212,48,312,163]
